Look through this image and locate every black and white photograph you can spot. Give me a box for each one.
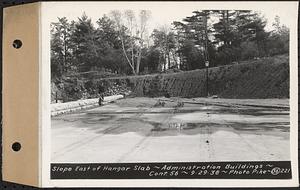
[48,1,297,182]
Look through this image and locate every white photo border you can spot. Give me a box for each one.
[41,1,299,187]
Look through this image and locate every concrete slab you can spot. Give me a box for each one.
[51,97,290,163]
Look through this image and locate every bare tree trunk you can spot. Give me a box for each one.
[111,10,150,75]
[120,35,136,75]
[63,33,67,73]
[136,51,141,74]
[163,52,166,71]
[130,30,134,72]
[64,43,67,72]
[172,51,178,68]
[110,10,136,75]
[136,41,142,74]
[131,44,134,71]
[167,51,171,68]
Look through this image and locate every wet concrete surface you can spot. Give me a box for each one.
[51,97,290,163]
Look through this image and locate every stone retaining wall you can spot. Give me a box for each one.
[51,95,123,116]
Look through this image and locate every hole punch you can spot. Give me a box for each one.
[12,142,21,152]
[12,39,22,49]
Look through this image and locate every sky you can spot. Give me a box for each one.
[44,1,297,32]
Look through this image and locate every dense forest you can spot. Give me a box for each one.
[51,10,289,79]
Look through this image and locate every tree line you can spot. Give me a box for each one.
[51,10,289,78]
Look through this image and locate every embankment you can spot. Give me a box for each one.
[97,54,289,99]
[52,54,289,100]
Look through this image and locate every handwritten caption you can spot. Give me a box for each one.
[51,161,292,179]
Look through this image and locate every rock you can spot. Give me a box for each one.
[154,99,165,107]
[164,92,171,98]
[174,101,184,108]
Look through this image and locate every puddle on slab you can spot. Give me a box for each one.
[151,123,201,132]
[52,105,290,140]
[90,117,290,140]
